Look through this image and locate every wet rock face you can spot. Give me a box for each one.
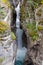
[10,0,19,7]
[22,31,27,48]
[23,58,34,65]
[10,0,24,7]
[10,10,16,33]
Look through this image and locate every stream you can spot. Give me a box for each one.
[15,2,23,49]
[14,2,27,65]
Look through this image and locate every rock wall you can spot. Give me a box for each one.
[20,0,43,65]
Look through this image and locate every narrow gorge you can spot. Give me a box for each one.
[0,0,43,65]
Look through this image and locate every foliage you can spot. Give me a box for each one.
[11,32,16,40]
[38,25,43,30]
[0,21,9,34]
[41,0,43,4]
[0,58,4,63]
[33,0,41,4]
[0,6,7,19]
[1,0,10,7]
[36,9,42,16]
[26,22,39,41]
[28,0,43,8]
[28,0,38,8]
[20,5,25,22]
[38,19,43,25]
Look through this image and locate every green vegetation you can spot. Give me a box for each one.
[36,9,42,16]
[0,6,7,20]
[38,25,43,30]
[0,21,9,34]
[26,22,39,41]
[39,18,43,23]
[0,58,4,63]
[20,0,43,41]
[11,32,16,40]
[20,5,25,22]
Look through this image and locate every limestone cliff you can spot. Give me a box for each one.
[20,0,43,65]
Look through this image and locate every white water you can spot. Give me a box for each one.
[15,2,23,49]
[15,2,20,28]
[15,2,27,65]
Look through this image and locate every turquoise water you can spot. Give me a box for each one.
[15,2,27,65]
[15,48,27,65]
[15,60,23,65]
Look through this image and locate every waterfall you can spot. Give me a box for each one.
[15,2,23,49]
[15,2,20,28]
[15,2,27,65]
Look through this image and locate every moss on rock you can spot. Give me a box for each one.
[0,21,10,34]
